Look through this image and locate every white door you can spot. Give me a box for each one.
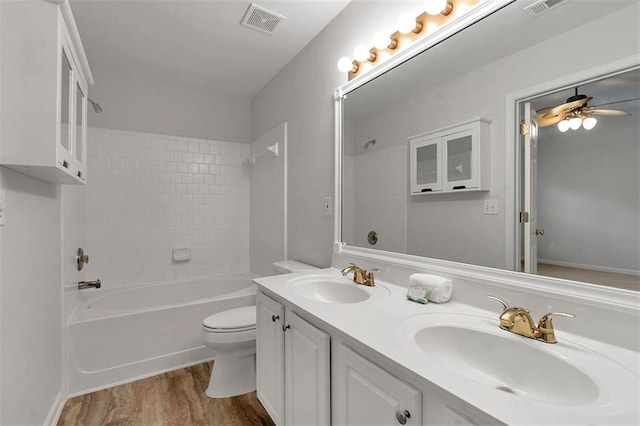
[523,102,539,274]
[333,343,421,426]
[256,292,285,425]
[284,310,330,426]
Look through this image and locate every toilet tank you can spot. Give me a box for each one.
[272,260,318,274]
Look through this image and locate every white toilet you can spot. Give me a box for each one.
[201,260,317,398]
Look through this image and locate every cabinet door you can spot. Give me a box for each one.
[58,46,74,171]
[284,310,330,426]
[442,128,479,191]
[410,137,441,193]
[334,344,421,426]
[73,78,88,180]
[256,292,285,425]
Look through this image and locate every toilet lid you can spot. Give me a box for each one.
[203,306,256,331]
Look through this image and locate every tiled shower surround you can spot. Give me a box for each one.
[86,127,250,288]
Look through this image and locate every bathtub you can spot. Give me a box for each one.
[67,273,256,396]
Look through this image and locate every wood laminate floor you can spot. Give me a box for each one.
[58,362,274,426]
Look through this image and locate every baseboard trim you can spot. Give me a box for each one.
[43,392,65,426]
[538,259,640,276]
[66,356,214,399]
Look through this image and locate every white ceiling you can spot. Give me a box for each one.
[70,0,351,99]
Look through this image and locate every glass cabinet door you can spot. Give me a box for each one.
[59,50,73,168]
[443,129,477,190]
[74,82,87,178]
[410,138,442,193]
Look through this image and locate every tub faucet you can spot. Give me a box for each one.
[487,295,574,344]
[341,263,377,287]
[78,279,101,290]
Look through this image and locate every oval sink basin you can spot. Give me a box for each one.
[286,274,390,304]
[415,324,598,404]
[399,313,638,407]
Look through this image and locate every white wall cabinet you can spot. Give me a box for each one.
[0,0,93,184]
[409,118,490,194]
[333,343,422,425]
[256,292,330,426]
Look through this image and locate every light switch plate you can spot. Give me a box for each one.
[483,199,499,215]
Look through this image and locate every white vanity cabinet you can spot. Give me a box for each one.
[409,118,490,194]
[0,0,92,184]
[256,292,330,425]
[333,343,422,425]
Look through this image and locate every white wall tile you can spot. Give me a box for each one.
[86,127,250,289]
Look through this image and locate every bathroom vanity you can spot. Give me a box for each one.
[254,260,639,425]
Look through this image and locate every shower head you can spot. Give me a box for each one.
[88,98,103,113]
[363,139,376,150]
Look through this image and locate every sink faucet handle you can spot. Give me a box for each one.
[537,312,575,343]
[486,295,509,311]
[365,268,380,285]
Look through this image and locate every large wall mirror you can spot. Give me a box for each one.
[337,0,639,291]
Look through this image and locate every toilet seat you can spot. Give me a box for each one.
[203,306,256,333]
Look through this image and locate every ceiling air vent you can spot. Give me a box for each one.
[241,3,286,35]
[524,0,570,17]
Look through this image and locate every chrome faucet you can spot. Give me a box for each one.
[78,279,101,290]
[487,296,574,344]
[341,263,377,287]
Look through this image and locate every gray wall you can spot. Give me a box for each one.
[0,169,62,425]
[88,70,252,143]
[251,1,421,267]
[538,118,639,273]
[258,1,640,268]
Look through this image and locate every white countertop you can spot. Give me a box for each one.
[255,268,640,425]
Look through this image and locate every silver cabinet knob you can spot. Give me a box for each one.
[272,314,280,322]
[395,409,411,425]
[536,228,544,236]
[282,324,291,332]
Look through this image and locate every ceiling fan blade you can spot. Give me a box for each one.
[538,114,564,128]
[545,96,593,117]
[583,108,630,116]
[589,97,640,109]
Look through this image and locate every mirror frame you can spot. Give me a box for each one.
[333,0,640,284]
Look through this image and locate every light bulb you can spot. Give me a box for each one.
[337,56,354,73]
[557,120,570,132]
[569,117,582,130]
[353,44,371,62]
[425,0,448,15]
[373,30,391,50]
[582,116,597,130]
[397,12,417,34]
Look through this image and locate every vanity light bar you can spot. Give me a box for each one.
[337,0,483,80]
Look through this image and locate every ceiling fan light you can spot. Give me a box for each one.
[569,117,582,130]
[582,116,597,130]
[557,119,570,132]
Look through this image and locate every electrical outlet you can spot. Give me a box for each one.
[483,199,499,215]
[323,196,333,216]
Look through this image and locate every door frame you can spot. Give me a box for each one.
[504,55,640,271]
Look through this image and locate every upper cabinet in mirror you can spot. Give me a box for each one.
[337,0,639,291]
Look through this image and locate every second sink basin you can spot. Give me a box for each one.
[286,274,390,304]
[399,313,638,407]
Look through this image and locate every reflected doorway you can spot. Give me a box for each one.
[517,68,640,291]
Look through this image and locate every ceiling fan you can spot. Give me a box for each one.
[536,87,636,131]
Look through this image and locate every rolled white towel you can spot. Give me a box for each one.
[408,273,453,303]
